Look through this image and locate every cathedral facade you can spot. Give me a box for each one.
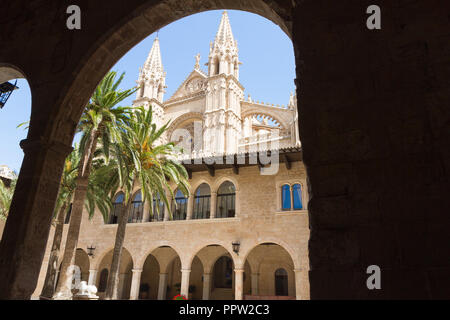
[32,11,310,300]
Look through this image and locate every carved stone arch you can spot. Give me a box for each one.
[241,110,288,130]
[166,112,204,141]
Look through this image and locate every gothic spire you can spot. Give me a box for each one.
[208,11,240,78]
[136,36,166,102]
[144,37,163,75]
[214,10,237,50]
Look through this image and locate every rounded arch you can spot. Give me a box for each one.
[213,175,239,193]
[187,243,237,272]
[113,191,125,202]
[166,112,203,140]
[131,189,142,200]
[94,246,135,271]
[190,178,214,195]
[241,240,300,270]
[136,244,183,270]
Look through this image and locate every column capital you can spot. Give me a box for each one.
[132,268,143,273]
[20,138,73,158]
[181,268,191,273]
[234,268,245,273]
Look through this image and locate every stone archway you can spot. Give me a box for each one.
[137,246,183,300]
[96,248,133,299]
[244,243,296,300]
[190,244,238,300]
[139,254,159,300]
[1,0,448,300]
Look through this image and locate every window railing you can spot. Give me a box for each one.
[193,195,211,219]
[216,193,236,218]
[128,201,143,223]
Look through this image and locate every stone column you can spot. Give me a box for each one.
[143,200,151,222]
[129,269,143,300]
[234,268,244,300]
[157,273,168,300]
[234,189,240,217]
[202,273,211,300]
[180,269,191,298]
[251,273,259,296]
[88,269,98,286]
[164,195,172,221]
[0,138,72,299]
[294,268,310,300]
[186,194,194,220]
[210,192,217,219]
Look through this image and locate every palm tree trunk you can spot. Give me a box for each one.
[104,195,132,299]
[53,130,100,299]
[40,203,68,299]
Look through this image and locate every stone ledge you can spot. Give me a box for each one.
[275,210,308,215]
[101,217,241,228]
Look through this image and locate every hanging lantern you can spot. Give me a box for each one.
[0,80,18,109]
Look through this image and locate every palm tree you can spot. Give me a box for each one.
[40,146,116,299]
[54,71,136,299]
[104,106,189,299]
[0,178,16,221]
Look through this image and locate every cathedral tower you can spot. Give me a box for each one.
[204,11,243,154]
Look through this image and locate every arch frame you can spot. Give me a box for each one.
[94,246,135,271]
[186,243,237,273]
[240,239,301,271]
[135,244,183,271]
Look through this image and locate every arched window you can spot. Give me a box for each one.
[98,268,109,292]
[281,184,291,211]
[274,268,288,296]
[152,193,165,222]
[129,191,143,223]
[171,189,187,220]
[216,181,235,218]
[193,183,211,219]
[292,184,303,210]
[109,192,124,224]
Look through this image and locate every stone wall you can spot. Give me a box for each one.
[32,161,310,299]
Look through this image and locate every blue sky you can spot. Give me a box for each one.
[0,10,295,173]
